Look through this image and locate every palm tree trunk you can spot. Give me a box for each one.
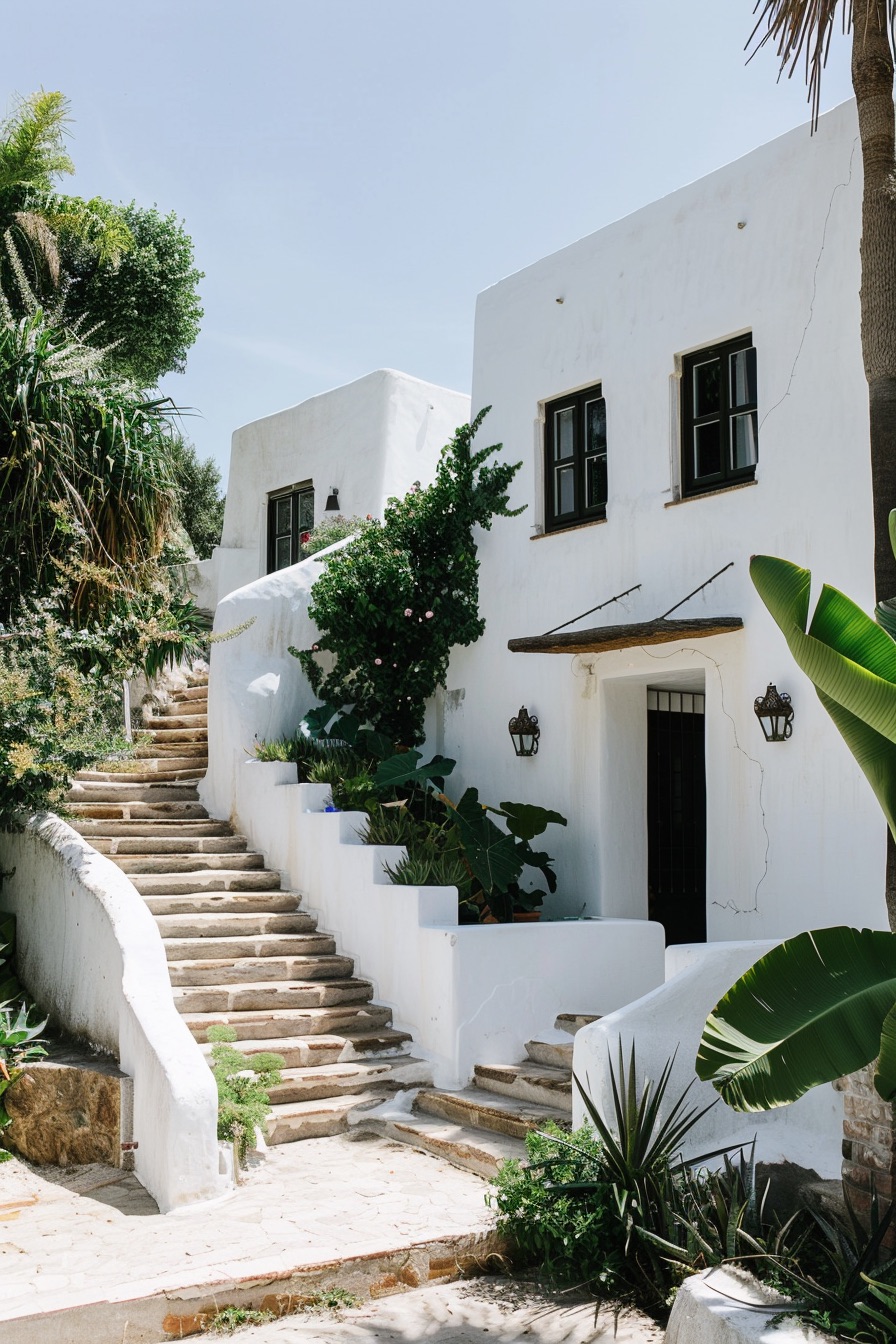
[853,0,896,931]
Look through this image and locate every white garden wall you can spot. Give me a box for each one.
[0,816,223,1212]
[228,762,665,1087]
[573,940,842,1178]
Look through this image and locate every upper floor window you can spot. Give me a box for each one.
[681,335,757,497]
[543,383,607,533]
[267,483,314,572]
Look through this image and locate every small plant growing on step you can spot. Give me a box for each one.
[202,1305,275,1333]
[207,1024,284,1167]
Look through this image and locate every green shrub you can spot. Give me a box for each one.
[489,1123,625,1291]
[207,1025,283,1166]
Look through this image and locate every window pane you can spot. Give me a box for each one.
[694,422,721,478]
[693,358,720,419]
[275,497,291,535]
[729,347,757,408]
[585,397,606,453]
[554,407,574,460]
[275,536,292,569]
[298,490,315,530]
[586,454,607,509]
[554,463,575,515]
[731,412,758,469]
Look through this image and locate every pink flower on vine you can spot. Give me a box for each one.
[374,658,382,665]
[404,608,413,617]
[425,610,434,619]
[311,644,319,651]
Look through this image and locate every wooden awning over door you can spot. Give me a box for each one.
[507,616,743,655]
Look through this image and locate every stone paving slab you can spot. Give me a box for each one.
[0,1132,502,1342]
[245,1278,664,1343]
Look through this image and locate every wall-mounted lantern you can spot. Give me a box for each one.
[754,684,794,742]
[324,486,340,512]
[509,706,540,757]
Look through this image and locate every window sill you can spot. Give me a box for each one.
[664,479,757,508]
[531,517,607,540]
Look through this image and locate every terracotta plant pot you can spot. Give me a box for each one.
[512,911,541,923]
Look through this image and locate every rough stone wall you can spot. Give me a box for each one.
[5,1061,133,1169]
[837,1065,895,1239]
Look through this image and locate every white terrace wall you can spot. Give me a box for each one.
[192,370,470,611]
[440,98,887,942]
[0,817,222,1212]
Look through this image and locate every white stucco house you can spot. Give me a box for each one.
[188,368,470,612]
[197,97,884,1177]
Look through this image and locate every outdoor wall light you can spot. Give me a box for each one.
[753,684,794,742]
[324,486,340,512]
[509,706,540,757]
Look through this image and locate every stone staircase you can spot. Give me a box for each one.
[66,670,430,1145]
[352,1014,598,1178]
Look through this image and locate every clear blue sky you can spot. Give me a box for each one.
[1,2,853,490]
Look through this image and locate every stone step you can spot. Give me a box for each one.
[266,1092,384,1144]
[525,1036,575,1070]
[199,1027,413,1069]
[173,978,374,1013]
[473,1062,572,1114]
[133,868,281,896]
[163,931,334,962]
[185,672,209,687]
[554,1013,601,1036]
[137,742,208,759]
[174,684,208,701]
[168,952,353,986]
[67,801,210,821]
[184,1002,394,1042]
[143,714,208,731]
[72,819,231,838]
[113,851,264,874]
[156,909,312,939]
[77,767,205,784]
[354,1109,525,1179]
[144,726,208,744]
[268,1056,431,1105]
[147,890,301,917]
[67,782,199,803]
[90,834,248,856]
[163,695,208,714]
[96,754,205,775]
[414,1086,571,1141]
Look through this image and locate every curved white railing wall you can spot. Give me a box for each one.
[573,939,843,1178]
[0,815,223,1212]
[231,762,667,1087]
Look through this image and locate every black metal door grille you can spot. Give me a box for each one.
[646,690,706,945]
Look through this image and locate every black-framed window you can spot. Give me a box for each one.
[267,483,314,573]
[681,335,757,497]
[543,383,607,532]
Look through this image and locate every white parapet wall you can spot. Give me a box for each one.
[0,815,224,1212]
[231,761,667,1088]
[573,940,843,1178]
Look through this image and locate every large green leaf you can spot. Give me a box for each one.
[372,750,455,792]
[751,555,896,835]
[453,787,522,894]
[696,927,896,1110]
[494,801,567,841]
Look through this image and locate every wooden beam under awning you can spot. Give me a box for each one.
[507,616,744,655]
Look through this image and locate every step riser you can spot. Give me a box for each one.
[185,1006,393,1042]
[162,700,208,715]
[414,1090,570,1141]
[134,871,281,895]
[473,1069,572,1115]
[163,936,335,962]
[68,804,210,821]
[356,1115,517,1179]
[200,1033,411,1068]
[167,955,352,986]
[115,853,264,874]
[92,836,249,856]
[78,769,204,784]
[143,716,208,731]
[73,821,231,838]
[68,785,199,803]
[268,1060,430,1105]
[157,912,314,938]
[148,892,300,917]
[525,1040,574,1070]
[174,982,373,1012]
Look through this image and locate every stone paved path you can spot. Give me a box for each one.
[246,1278,664,1342]
[0,1133,495,1334]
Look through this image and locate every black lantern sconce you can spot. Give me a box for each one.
[509,706,540,757]
[753,684,794,742]
[324,486,340,512]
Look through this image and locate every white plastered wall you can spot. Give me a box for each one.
[440,98,886,941]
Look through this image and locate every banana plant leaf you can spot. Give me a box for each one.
[750,555,896,839]
[696,926,896,1109]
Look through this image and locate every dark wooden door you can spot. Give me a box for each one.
[647,690,706,945]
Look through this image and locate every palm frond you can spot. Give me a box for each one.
[748,0,851,122]
[0,91,74,194]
